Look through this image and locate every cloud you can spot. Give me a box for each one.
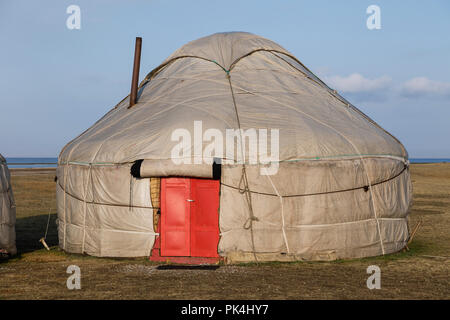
[400,77,450,97]
[319,73,392,102]
[316,72,450,102]
[323,73,392,93]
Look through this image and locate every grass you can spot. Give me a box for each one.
[0,164,449,299]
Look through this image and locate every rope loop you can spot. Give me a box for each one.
[238,167,247,194]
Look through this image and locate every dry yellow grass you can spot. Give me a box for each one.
[0,164,449,299]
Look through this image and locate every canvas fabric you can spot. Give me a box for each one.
[56,32,411,260]
[0,154,16,255]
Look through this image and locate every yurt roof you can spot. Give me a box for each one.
[60,32,407,165]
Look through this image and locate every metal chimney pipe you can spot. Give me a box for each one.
[129,37,142,108]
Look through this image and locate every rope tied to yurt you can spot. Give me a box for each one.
[239,166,259,228]
[210,59,230,75]
[263,167,290,254]
[39,175,57,251]
[226,71,259,263]
[222,162,408,198]
[81,164,93,253]
[39,200,53,251]
[238,159,259,264]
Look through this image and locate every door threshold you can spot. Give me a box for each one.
[149,251,221,265]
[156,265,220,270]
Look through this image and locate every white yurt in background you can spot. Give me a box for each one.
[0,154,16,256]
[56,32,412,262]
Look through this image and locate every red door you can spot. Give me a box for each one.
[160,178,190,257]
[160,177,220,258]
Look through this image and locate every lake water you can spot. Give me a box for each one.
[4,157,450,168]
[5,157,58,168]
[410,158,450,163]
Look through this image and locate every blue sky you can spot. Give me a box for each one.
[0,0,449,157]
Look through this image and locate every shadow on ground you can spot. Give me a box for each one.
[1,213,58,264]
[15,213,58,254]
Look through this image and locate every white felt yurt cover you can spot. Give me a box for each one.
[57,32,412,260]
[0,154,16,255]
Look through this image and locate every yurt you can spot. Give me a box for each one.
[0,154,16,256]
[56,32,412,262]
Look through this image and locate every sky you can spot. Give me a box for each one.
[0,0,449,158]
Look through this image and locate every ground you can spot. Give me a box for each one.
[1,164,449,299]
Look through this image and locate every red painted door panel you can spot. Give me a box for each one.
[160,177,219,258]
[190,179,220,257]
[160,178,190,257]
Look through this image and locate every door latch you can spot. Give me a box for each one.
[186,199,195,202]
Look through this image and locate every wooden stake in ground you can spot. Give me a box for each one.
[403,220,423,251]
[408,220,423,244]
[39,237,50,251]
